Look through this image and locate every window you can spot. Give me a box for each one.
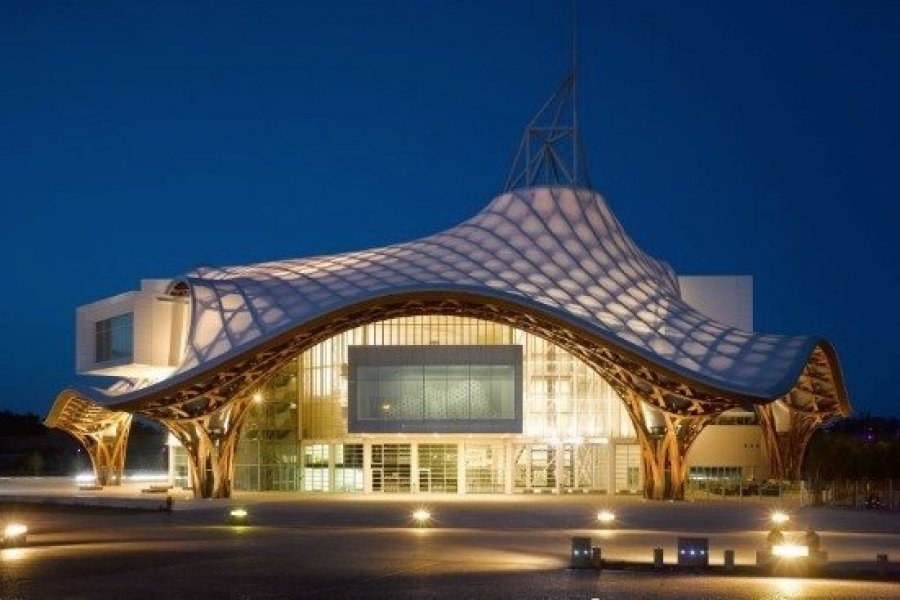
[348,345,522,433]
[95,313,134,363]
[418,444,458,493]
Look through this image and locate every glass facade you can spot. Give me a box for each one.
[349,345,521,433]
[372,443,412,492]
[297,316,634,441]
[95,313,134,363]
[465,444,506,493]
[230,314,641,494]
[334,444,364,492]
[417,444,458,493]
[688,466,744,483]
[234,367,301,492]
[614,444,642,494]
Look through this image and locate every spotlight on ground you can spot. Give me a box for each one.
[772,543,809,559]
[3,523,27,547]
[596,510,616,525]
[771,511,790,526]
[228,508,249,525]
[411,508,431,527]
[773,578,804,597]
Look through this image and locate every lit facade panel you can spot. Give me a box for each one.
[226,314,645,494]
[348,345,522,434]
[294,315,635,443]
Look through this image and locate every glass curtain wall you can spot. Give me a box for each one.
[371,443,412,492]
[232,314,638,493]
[417,444,459,493]
[235,363,301,491]
[614,443,642,494]
[464,443,506,493]
[334,443,364,492]
[298,315,634,441]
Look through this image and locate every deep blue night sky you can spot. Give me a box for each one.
[1,1,897,416]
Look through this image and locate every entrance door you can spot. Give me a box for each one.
[370,444,411,493]
[417,444,458,493]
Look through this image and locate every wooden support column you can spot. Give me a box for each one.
[662,413,712,500]
[619,389,713,500]
[163,396,252,499]
[45,395,133,487]
[758,402,824,482]
[72,414,133,486]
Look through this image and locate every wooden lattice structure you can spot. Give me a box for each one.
[45,391,132,486]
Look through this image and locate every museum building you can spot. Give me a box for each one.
[45,77,849,500]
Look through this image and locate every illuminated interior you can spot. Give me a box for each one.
[183,314,643,494]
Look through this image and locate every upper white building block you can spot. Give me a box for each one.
[76,279,189,379]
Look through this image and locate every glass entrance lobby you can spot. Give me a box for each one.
[186,314,645,495]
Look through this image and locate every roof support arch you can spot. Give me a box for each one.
[161,396,253,499]
[45,393,133,486]
[757,400,833,482]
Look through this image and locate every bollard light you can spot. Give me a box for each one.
[228,508,249,525]
[3,523,27,547]
[771,511,790,526]
[596,510,616,525]
[772,543,809,559]
[411,508,431,527]
[773,579,804,596]
[570,537,593,568]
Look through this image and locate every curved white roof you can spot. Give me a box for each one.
[159,185,830,402]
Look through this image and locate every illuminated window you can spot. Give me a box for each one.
[95,313,133,363]
[349,345,522,433]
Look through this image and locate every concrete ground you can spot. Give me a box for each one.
[1,479,899,599]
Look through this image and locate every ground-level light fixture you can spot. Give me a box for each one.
[3,523,27,547]
[74,473,97,484]
[773,578,804,597]
[229,508,249,525]
[772,543,809,559]
[771,511,790,526]
[411,508,431,527]
[597,510,616,525]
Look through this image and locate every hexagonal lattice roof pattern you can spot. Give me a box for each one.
[164,186,837,403]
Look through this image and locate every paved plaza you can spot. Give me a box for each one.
[1,481,899,599]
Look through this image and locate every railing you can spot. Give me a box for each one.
[685,479,803,502]
[802,479,899,511]
[684,478,900,510]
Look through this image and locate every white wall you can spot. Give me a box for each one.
[678,275,753,331]
[687,423,769,480]
[678,276,768,479]
[76,279,189,379]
